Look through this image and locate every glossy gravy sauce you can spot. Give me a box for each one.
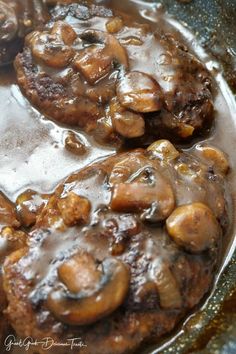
[0,1,236,353]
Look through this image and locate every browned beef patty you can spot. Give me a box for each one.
[14,1,214,145]
[0,193,26,331]
[3,140,230,354]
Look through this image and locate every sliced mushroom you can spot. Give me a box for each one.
[0,1,18,42]
[147,140,180,161]
[109,155,145,185]
[57,192,91,226]
[166,202,221,253]
[195,145,229,175]
[109,99,145,138]
[29,23,75,68]
[94,116,117,144]
[47,253,130,325]
[51,21,77,46]
[74,46,113,84]
[81,29,129,69]
[150,260,182,309]
[64,131,87,155]
[112,111,145,138]
[116,71,163,113]
[74,29,128,84]
[16,190,49,227]
[58,252,101,293]
[85,76,117,103]
[111,181,174,221]
[109,156,175,221]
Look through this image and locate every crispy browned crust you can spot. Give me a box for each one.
[14,48,101,129]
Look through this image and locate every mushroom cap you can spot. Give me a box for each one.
[47,256,130,326]
[116,71,163,113]
[109,155,175,221]
[195,145,229,175]
[166,202,221,253]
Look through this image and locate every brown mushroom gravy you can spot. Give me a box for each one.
[0,1,236,354]
[14,0,214,145]
[1,142,230,354]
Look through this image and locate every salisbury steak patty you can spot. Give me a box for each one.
[14,1,214,145]
[0,192,28,346]
[3,141,229,354]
